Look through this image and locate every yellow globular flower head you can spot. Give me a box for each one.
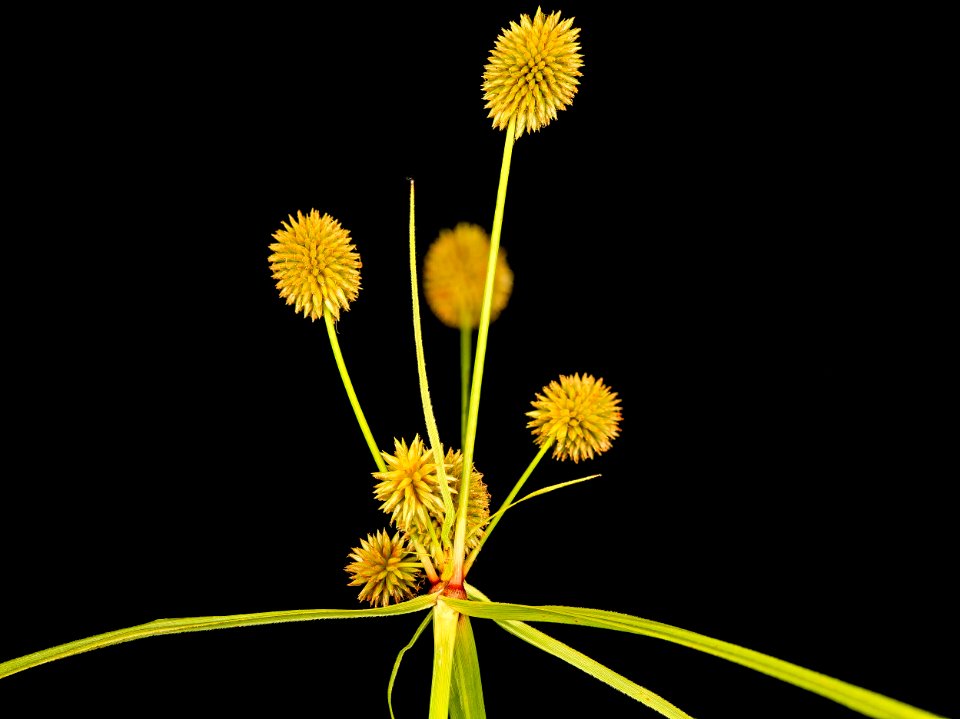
[526,373,622,463]
[268,209,362,322]
[373,436,451,535]
[482,6,583,139]
[423,223,513,329]
[345,529,423,607]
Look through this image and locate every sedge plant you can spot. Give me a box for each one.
[0,7,949,719]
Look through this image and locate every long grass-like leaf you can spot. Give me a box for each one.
[466,476,598,548]
[463,463,593,574]
[442,597,946,719]
[409,180,460,556]
[494,618,691,718]
[407,179,456,544]
[500,475,600,511]
[429,602,459,719]
[464,584,689,718]
[1,594,436,680]
[389,610,434,719]
[450,614,486,719]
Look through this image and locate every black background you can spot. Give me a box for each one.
[3,4,953,718]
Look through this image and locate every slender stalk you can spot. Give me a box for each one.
[463,439,552,575]
[451,117,517,587]
[324,309,385,473]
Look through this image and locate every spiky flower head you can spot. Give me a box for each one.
[345,529,423,607]
[373,436,451,535]
[406,448,491,574]
[442,449,491,547]
[268,209,362,322]
[527,373,622,463]
[482,6,583,139]
[423,223,513,329]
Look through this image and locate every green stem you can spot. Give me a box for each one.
[324,309,385,473]
[451,117,517,587]
[460,319,471,450]
[463,439,552,575]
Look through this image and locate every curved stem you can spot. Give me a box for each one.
[324,309,385,473]
[451,117,517,587]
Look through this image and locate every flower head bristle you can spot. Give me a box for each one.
[268,209,362,322]
[345,529,423,607]
[482,7,583,139]
[526,373,622,462]
[423,223,513,329]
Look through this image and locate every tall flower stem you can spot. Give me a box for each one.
[451,117,517,588]
[324,309,386,473]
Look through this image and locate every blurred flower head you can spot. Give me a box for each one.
[423,223,513,329]
[482,7,583,139]
[268,209,362,322]
[527,373,622,462]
